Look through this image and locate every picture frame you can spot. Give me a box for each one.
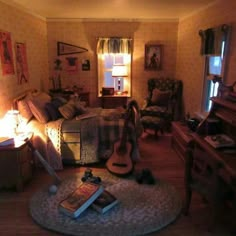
[82,59,90,71]
[144,44,162,70]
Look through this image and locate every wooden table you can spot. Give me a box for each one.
[171,121,194,161]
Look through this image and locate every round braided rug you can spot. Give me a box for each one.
[29,172,182,236]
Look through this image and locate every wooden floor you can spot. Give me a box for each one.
[0,132,233,236]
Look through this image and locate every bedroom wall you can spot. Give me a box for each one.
[0,1,48,118]
[1,0,235,121]
[46,21,178,107]
[176,0,236,117]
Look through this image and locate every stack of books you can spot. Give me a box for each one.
[204,134,235,148]
[58,182,119,218]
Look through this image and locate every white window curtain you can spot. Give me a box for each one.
[97,37,132,54]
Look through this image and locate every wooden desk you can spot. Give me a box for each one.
[195,97,236,177]
[192,133,236,177]
[193,97,236,231]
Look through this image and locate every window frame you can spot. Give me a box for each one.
[97,53,131,97]
[201,41,227,113]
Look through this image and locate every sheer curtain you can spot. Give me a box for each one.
[97,37,132,54]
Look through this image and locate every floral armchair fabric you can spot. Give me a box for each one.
[141,78,183,130]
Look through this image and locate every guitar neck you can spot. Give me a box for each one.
[118,110,131,150]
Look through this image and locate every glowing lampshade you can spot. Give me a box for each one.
[4,110,20,137]
[112,65,128,77]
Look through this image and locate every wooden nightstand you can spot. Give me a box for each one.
[0,133,33,191]
[100,95,128,108]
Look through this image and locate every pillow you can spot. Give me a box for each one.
[17,99,33,124]
[58,102,77,119]
[45,102,62,121]
[28,99,50,124]
[74,100,87,115]
[32,91,51,103]
[151,89,171,106]
[52,96,67,107]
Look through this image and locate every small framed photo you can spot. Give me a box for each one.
[144,44,162,70]
[82,59,90,71]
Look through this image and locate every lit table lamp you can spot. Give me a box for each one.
[4,110,20,137]
[112,64,128,95]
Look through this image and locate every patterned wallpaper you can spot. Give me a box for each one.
[0,0,235,119]
[47,21,178,107]
[176,0,236,117]
[0,1,48,118]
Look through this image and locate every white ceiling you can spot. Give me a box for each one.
[1,0,217,21]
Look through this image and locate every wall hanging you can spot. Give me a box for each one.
[57,42,88,56]
[15,42,29,84]
[144,44,162,70]
[0,30,14,75]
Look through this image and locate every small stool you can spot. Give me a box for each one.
[140,116,164,137]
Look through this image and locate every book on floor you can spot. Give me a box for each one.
[204,134,235,148]
[92,190,119,214]
[58,182,104,218]
[0,137,14,146]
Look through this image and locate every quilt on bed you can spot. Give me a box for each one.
[43,107,139,169]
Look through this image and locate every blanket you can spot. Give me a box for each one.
[45,107,140,169]
[45,118,64,170]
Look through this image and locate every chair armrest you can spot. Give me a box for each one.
[141,97,151,109]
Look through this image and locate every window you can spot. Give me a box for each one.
[202,41,225,112]
[200,25,229,113]
[97,38,132,97]
[98,53,131,96]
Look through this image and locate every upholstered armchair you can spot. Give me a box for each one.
[140,78,183,133]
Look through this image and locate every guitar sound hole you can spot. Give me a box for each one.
[112,163,127,167]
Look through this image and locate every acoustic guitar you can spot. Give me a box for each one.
[106,108,133,176]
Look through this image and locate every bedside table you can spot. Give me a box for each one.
[0,133,33,191]
[100,95,128,108]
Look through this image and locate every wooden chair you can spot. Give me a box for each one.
[183,147,230,230]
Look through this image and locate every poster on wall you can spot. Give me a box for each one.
[15,42,29,84]
[0,30,15,75]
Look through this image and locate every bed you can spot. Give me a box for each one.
[13,90,142,170]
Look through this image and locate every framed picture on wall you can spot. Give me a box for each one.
[144,44,162,70]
